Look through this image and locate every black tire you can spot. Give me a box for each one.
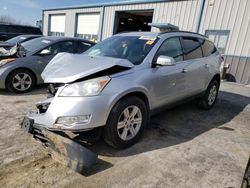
[6,69,36,93]
[197,79,219,110]
[104,96,148,149]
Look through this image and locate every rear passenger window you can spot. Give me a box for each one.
[199,39,217,57]
[181,37,203,60]
[154,37,184,62]
[47,41,74,54]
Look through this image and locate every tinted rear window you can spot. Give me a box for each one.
[199,39,217,57]
[181,37,203,60]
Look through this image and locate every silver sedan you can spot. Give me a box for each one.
[0,36,95,93]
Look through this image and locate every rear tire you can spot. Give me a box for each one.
[104,96,148,149]
[197,79,219,110]
[6,69,36,93]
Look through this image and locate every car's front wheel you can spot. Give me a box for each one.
[104,96,148,149]
[6,69,35,93]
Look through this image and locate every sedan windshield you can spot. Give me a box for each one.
[21,38,52,53]
[84,36,158,65]
[6,36,27,44]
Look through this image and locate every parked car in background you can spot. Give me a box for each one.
[26,31,224,149]
[0,23,42,41]
[0,35,43,50]
[0,35,42,59]
[0,36,95,93]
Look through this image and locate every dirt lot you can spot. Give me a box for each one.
[0,82,250,188]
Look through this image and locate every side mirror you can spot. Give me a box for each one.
[156,55,175,66]
[39,49,51,55]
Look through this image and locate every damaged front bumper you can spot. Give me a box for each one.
[28,87,112,132]
[21,117,97,173]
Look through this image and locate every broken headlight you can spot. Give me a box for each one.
[59,76,111,97]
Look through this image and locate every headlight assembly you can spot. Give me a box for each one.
[59,76,111,97]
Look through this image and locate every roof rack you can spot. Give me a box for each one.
[159,30,208,38]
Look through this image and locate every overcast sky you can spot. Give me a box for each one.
[0,0,139,26]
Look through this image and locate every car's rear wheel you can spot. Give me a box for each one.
[6,69,35,93]
[197,79,219,110]
[104,96,148,149]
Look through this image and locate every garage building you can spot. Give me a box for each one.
[42,0,250,85]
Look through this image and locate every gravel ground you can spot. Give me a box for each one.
[0,82,249,188]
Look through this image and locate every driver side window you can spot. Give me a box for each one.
[154,37,184,62]
[40,41,74,55]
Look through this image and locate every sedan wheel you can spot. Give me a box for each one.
[6,69,35,93]
[12,73,32,92]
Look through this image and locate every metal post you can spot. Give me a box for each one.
[194,0,205,33]
[99,5,106,41]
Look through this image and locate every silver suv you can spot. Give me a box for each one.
[26,31,223,148]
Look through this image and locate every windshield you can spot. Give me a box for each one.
[21,38,52,53]
[6,36,27,44]
[84,36,158,65]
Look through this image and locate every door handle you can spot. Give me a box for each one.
[204,64,209,68]
[182,68,188,73]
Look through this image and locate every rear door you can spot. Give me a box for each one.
[180,36,208,95]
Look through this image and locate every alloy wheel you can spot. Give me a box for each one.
[208,85,217,105]
[12,73,32,91]
[117,105,142,141]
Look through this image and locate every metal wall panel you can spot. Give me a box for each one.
[199,0,250,84]
[199,0,250,57]
[43,1,199,39]
[43,7,102,37]
[101,0,199,39]
[42,0,250,84]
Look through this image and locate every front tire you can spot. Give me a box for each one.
[197,79,219,110]
[104,96,148,149]
[6,69,35,93]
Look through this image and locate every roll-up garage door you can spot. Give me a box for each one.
[76,14,100,42]
[49,15,65,36]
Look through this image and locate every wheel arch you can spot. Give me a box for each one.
[211,73,221,85]
[5,67,37,88]
[106,89,151,124]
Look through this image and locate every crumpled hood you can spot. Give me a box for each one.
[42,53,134,83]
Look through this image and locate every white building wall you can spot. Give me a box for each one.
[102,0,200,39]
[43,7,102,37]
[199,0,250,84]
[43,0,200,39]
[42,0,250,84]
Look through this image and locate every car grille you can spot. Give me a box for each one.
[47,83,65,97]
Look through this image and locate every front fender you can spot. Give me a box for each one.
[104,86,150,120]
[0,58,42,88]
